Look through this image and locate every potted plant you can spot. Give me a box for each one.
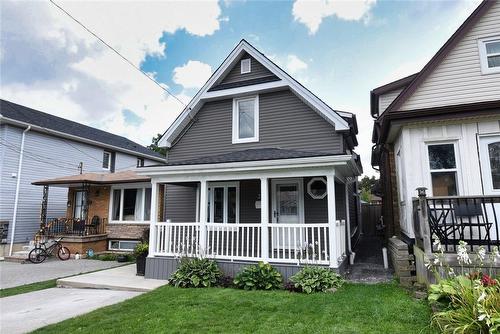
[134,242,149,276]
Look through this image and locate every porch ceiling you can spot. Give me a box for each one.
[32,170,150,187]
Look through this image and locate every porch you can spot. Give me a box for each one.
[140,154,362,278]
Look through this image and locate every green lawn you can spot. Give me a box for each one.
[34,283,435,334]
[0,279,57,298]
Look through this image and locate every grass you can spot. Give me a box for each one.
[0,279,57,298]
[34,283,436,334]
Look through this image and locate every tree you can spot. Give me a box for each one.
[148,133,167,156]
[359,176,377,192]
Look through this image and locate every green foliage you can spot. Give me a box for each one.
[290,266,345,294]
[0,279,57,298]
[133,242,149,257]
[430,275,500,333]
[360,187,372,203]
[359,175,378,192]
[148,133,167,156]
[233,262,283,290]
[170,258,222,288]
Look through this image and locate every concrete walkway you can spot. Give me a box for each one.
[0,287,141,334]
[0,259,124,289]
[57,264,168,292]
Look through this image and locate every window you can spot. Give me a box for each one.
[478,37,500,74]
[137,158,144,167]
[73,191,85,219]
[108,240,140,251]
[428,144,459,196]
[232,96,259,143]
[240,58,251,74]
[102,151,111,170]
[307,177,327,199]
[488,141,500,190]
[207,182,239,223]
[110,185,152,222]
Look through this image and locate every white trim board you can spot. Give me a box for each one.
[159,40,350,148]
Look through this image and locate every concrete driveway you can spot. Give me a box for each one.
[0,259,124,289]
[0,287,141,334]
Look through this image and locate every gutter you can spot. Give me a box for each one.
[9,125,31,255]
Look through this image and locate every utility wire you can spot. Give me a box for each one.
[48,0,188,108]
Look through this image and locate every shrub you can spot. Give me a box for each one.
[233,262,283,290]
[170,258,222,288]
[290,266,344,294]
[134,242,149,257]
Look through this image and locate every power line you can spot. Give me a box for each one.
[48,0,188,108]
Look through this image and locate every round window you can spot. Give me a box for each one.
[307,177,327,199]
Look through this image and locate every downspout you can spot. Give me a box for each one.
[9,125,31,256]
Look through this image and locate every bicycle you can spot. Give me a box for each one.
[28,237,71,264]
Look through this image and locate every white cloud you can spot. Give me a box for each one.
[286,55,308,74]
[0,1,222,147]
[293,0,376,34]
[173,61,213,89]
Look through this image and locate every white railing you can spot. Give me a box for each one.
[207,224,261,261]
[153,221,347,267]
[269,223,330,265]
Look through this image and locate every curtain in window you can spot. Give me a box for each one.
[134,189,143,221]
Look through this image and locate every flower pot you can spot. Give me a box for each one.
[136,254,147,276]
[117,254,128,263]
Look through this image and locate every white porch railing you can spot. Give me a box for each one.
[152,221,347,267]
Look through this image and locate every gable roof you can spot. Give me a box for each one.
[384,0,495,114]
[370,73,419,118]
[159,39,351,148]
[0,99,164,161]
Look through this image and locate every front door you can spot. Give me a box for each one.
[479,134,500,241]
[73,190,85,220]
[271,179,304,248]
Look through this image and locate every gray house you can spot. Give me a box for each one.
[137,40,362,279]
[0,100,165,256]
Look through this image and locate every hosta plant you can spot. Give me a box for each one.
[169,257,222,288]
[290,266,344,294]
[233,262,283,290]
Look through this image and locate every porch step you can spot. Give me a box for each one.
[4,250,30,263]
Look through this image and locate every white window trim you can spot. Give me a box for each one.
[109,182,152,224]
[102,151,111,170]
[425,141,461,196]
[478,36,500,75]
[307,177,327,199]
[240,58,251,74]
[232,95,259,144]
[207,181,240,224]
[108,239,140,251]
[478,133,500,194]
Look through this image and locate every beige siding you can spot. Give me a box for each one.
[401,1,500,111]
[379,88,404,113]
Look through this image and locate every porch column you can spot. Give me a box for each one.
[148,181,158,258]
[199,179,208,255]
[345,181,354,265]
[327,172,338,268]
[260,177,269,262]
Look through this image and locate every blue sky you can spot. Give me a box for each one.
[0,0,481,176]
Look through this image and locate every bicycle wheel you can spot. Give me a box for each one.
[57,246,71,260]
[29,248,48,264]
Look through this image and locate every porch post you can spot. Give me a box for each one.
[345,180,354,265]
[416,187,432,256]
[260,177,269,262]
[327,172,338,268]
[199,179,208,255]
[148,181,158,257]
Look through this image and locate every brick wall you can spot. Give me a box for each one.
[66,186,110,222]
[107,224,148,240]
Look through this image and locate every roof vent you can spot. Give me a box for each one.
[241,58,251,74]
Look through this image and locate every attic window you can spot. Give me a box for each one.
[241,58,251,74]
[102,151,111,170]
[478,37,500,74]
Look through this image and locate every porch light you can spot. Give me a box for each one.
[416,187,428,197]
[67,200,71,208]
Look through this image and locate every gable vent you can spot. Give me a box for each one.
[241,58,251,74]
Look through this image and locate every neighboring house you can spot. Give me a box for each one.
[371,0,500,282]
[0,99,165,256]
[137,40,362,280]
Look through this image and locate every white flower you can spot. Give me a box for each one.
[457,241,472,265]
[478,291,487,302]
[478,314,487,321]
[477,246,486,262]
[448,267,455,277]
[433,238,443,252]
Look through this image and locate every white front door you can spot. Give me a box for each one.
[271,179,304,248]
[479,134,500,241]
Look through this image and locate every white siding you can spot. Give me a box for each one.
[379,88,403,114]
[394,118,500,238]
[401,1,500,110]
[0,124,155,243]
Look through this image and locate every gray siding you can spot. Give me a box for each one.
[218,52,275,86]
[378,88,403,114]
[401,1,500,110]
[168,89,344,162]
[0,124,154,244]
[145,257,347,281]
[165,184,197,222]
